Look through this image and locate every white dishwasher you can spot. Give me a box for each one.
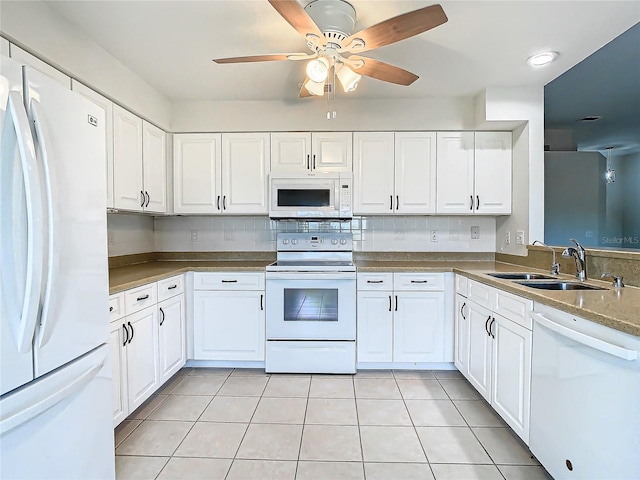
[530,304,640,480]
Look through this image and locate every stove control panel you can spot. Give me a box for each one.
[276,232,353,251]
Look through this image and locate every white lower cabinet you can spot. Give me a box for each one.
[457,277,533,444]
[109,320,128,426]
[357,272,446,364]
[158,294,186,385]
[125,306,160,412]
[193,272,265,362]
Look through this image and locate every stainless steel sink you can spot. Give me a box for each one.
[488,272,556,280]
[516,281,607,291]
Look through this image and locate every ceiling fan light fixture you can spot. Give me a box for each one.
[336,65,361,92]
[306,57,329,83]
[527,51,559,67]
[304,78,325,96]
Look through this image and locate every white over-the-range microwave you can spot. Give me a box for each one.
[268,172,352,219]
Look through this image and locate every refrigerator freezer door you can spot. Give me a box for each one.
[23,67,110,377]
[0,56,41,395]
[0,344,115,479]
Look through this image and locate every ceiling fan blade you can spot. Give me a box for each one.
[299,78,313,98]
[348,56,419,86]
[213,54,292,64]
[342,4,447,53]
[268,0,325,44]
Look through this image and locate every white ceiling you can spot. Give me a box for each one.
[44,0,640,103]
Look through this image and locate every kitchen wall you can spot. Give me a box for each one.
[154,215,496,253]
[107,214,155,257]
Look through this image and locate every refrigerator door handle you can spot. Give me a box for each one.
[29,100,57,348]
[0,347,106,435]
[1,91,44,354]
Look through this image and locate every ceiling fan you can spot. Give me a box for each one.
[212,0,448,98]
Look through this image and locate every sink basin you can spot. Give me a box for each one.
[516,281,607,291]
[488,272,556,280]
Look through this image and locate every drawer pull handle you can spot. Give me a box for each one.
[221,280,238,283]
[167,285,178,290]
[136,294,150,301]
[411,280,429,283]
[109,306,114,312]
[367,280,384,284]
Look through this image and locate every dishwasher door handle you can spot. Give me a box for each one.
[532,312,638,361]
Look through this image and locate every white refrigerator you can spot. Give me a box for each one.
[1,55,115,479]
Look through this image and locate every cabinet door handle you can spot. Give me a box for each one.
[476,195,480,210]
[396,195,399,210]
[122,324,129,346]
[109,306,114,312]
[485,315,491,336]
[312,154,316,170]
[367,280,383,284]
[388,295,392,312]
[223,196,227,210]
[461,302,466,320]
[470,195,474,210]
[140,190,145,208]
[260,294,264,311]
[159,307,165,326]
[136,294,149,301]
[127,321,134,344]
[306,154,310,170]
[489,317,495,338]
[395,295,398,311]
[411,280,429,283]
[221,280,238,283]
[390,195,393,210]
[145,191,150,208]
[217,195,221,210]
[168,285,177,290]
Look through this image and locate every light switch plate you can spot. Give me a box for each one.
[516,230,525,245]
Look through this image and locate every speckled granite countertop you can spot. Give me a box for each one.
[109,258,640,337]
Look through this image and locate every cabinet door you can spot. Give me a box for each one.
[142,121,167,213]
[454,294,469,375]
[125,306,159,412]
[157,295,186,385]
[10,45,70,88]
[475,132,512,214]
[194,291,265,361]
[173,133,222,214]
[492,315,531,443]
[393,291,445,363]
[311,132,352,172]
[71,80,114,208]
[466,301,492,401]
[222,133,270,214]
[270,132,311,173]
[395,132,437,214]
[110,321,128,426]
[353,132,395,214]
[356,291,393,362]
[436,131,474,214]
[113,104,143,211]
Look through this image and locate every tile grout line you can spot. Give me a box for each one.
[293,375,313,479]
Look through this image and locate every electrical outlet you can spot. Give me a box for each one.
[191,230,198,242]
[516,230,525,245]
[471,226,480,239]
[505,231,511,244]
[431,230,438,242]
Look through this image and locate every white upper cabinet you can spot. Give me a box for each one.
[222,133,270,214]
[353,132,395,214]
[173,134,222,214]
[142,121,167,213]
[271,132,352,173]
[436,131,512,215]
[475,132,512,214]
[113,105,144,211]
[9,45,70,88]
[354,132,436,215]
[1,38,9,56]
[173,133,269,215]
[71,80,114,209]
[113,104,167,213]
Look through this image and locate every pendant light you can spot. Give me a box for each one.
[605,146,615,183]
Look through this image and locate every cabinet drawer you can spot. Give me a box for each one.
[109,292,125,322]
[124,283,158,315]
[157,274,184,302]
[357,272,393,291]
[467,279,492,309]
[455,274,468,296]
[393,273,444,291]
[194,272,265,290]
[493,289,533,330]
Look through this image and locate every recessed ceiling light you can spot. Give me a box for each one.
[527,51,559,67]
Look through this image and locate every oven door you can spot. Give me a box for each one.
[266,272,356,341]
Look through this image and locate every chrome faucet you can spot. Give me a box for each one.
[562,239,587,281]
[532,240,560,275]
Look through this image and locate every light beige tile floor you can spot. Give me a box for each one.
[115,368,553,480]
